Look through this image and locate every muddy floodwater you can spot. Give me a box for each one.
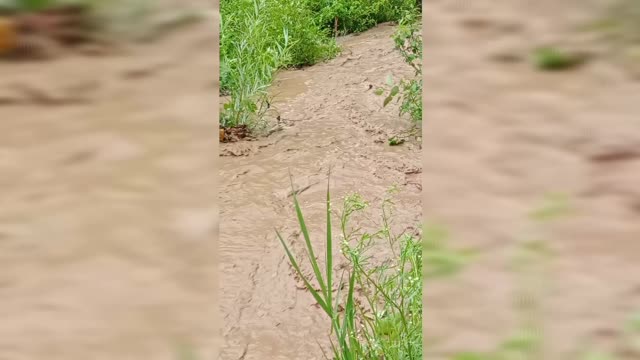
[424,1,640,359]
[0,5,218,359]
[1,0,639,359]
[219,23,422,359]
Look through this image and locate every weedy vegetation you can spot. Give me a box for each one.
[377,10,422,124]
[221,0,421,130]
[276,173,422,359]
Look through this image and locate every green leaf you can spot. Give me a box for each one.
[374,88,384,96]
[383,95,393,107]
[388,137,405,146]
[386,74,394,86]
[325,171,333,312]
[289,175,328,301]
[390,85,399,97]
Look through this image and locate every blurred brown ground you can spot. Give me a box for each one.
[423,0,640,359]
[0,1,218,359]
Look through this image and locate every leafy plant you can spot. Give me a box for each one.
[276,173,422,359]
[378,11,422,123]
[221,0,419,130]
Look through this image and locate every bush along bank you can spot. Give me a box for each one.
[220,0,420,135]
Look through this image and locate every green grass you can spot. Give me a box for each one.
[532,47,587,71]
[276,173,422,359]
[221,0,420,129]
[377,11,422,124]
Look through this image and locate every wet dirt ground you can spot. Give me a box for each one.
[424,1,640,359]
[219,24,422,359]
[0,4,218,360]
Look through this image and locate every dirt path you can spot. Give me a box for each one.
[219,24,422,359]
[424,1,640,359]
[0,5,218,359]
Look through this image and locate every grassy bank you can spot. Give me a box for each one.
[220,0,420,129]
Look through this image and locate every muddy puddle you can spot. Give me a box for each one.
[219,22,421,359]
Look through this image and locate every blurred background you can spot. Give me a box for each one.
[423,0,640,359]
[0,1,218,359]
[2,0,640,359]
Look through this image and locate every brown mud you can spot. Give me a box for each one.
[424,1,640,359]
[0,3,217,359]
[219,23,422,359]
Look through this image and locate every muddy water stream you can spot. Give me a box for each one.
[0,10,218,360]
[219,23,422,359]
[423,1,640,359]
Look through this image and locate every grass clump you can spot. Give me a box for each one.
[220,0,338,128]
[532,47,586,71]
[276,173,422,359]
[221,0,419,130]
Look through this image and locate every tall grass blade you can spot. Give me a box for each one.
[326,169,333,313]
[289,174,328,300]
[276,229,329,314]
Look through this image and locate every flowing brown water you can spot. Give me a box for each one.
[219,23,422,359]
[0,7,218,359]
[423,1,640,359]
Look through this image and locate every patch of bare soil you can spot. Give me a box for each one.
[423,0,640,359]
[0,2,217,359]
[219,23,422,359]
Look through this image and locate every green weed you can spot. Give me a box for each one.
[379,11,422,123]
[532,47,587,71]
[276,173,422,359]
[221,0,337,128]
[221,0,419,130]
